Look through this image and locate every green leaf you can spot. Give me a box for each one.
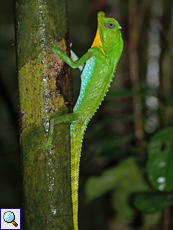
[147,127,173,191]
[134,192,173,214]
[85,157,149,202]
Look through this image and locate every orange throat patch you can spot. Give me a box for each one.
[91,27,105,55]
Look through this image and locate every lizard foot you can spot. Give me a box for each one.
[25,141,53,156]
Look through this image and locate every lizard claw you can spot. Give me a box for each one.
[25,142,52,156]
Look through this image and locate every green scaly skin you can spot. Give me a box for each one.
[41,12,123,230]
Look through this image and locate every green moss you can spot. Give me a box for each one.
[15,0,73,228]
[19,52,72,227]
[15,0,68,68]
[19,53,46,127]
[21,106,69,158]
[22,120,73,229]
[18,52,68,126]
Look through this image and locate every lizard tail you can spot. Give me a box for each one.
[70,122,85,230]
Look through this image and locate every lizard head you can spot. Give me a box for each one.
[97,11,122,50]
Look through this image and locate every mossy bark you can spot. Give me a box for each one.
[14,0,73,229]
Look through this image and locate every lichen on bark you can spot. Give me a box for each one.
[14,0,73,229]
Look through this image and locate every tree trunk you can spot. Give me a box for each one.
[14,0,73,229]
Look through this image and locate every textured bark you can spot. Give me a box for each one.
[14,0,73,229]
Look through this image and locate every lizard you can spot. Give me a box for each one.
[40,11,123,230]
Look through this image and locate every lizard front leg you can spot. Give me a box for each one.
[52,45,97,68]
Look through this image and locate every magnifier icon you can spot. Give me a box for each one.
[3,211,18,227]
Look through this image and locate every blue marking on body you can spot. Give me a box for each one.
[70,56,95,137]
[73,57,95,112]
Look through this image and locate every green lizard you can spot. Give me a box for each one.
[40,11,123,230]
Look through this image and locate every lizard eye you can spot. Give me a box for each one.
[108,22,115,28]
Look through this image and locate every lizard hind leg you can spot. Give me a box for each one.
[38,112,79,150]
